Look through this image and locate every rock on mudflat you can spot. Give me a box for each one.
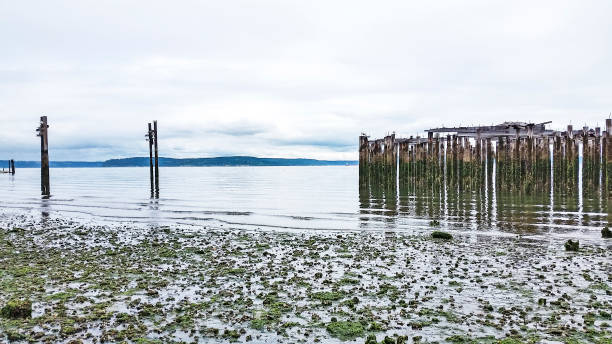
[431,231,453,240]
[564,239,579,251]
[0,299,32,319]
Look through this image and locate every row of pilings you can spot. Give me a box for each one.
[359,119,612,197]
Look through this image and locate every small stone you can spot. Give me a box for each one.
[431,231,452,240]
[382,336,395,344]
[538,298,546,306]
[564,240,579,251]
[365,335,378,344]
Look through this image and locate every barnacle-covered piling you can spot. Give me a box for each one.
[361,119,611,197]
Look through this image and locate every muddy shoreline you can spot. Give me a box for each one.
[0,213,610,343]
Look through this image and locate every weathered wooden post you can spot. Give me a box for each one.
[445,135,451,183]
[452,135,461,185]
[565,125,575,190]
[581,127,590,190]
[372,139,382,179]
[147,123,155,195]
[36,116,50,196]
[513,127,521,188]
[553,133,561,190]
[461,137,469,189]
[486,137,493,184]
[496,136,504,188]
[595,127,601,186]
[359,134,369,182]
[526,125,534,191]
[606,119,612,196]
[153,120,160,196]
[397,140,405,179]
[504,136,512,189]
[544,136,551,187]
[409,142,415,182]
[426,132,433,184]
[604,129,608,193]
[475,130,482,188]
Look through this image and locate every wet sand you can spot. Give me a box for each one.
[0,214,610,343]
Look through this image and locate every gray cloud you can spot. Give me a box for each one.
[207,122,271,137]
[270,137,354,150]
[1,0,611,161]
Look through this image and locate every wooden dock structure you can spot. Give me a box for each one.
[360,118,612,197]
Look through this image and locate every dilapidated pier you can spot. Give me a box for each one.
[360,118,612,197]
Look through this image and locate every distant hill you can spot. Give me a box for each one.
[102,156,357,167]
[1,157,357,168]
[1,160,103,168]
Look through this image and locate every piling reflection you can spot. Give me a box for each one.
[359,160,609,234]
[359,168,398,228]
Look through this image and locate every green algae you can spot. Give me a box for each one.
[326,320,364,340]
[311,291,344,302]
[0,218,610,343]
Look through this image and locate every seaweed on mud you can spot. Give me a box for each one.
[0,299,31,319]
[431,231,453,240]
[0,216,611,344]
[310,291,344,302]
[326,320,364,340]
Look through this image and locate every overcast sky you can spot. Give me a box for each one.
[1,0,611,161]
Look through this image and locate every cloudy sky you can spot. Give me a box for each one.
[1,0,611,161]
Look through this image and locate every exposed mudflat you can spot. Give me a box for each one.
[0,214,610,344]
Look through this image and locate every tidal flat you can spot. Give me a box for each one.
[0,215,610,343]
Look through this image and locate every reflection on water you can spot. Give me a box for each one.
[0,166,608,238]
[359,160,610,235]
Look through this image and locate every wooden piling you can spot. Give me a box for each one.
[486,138,493,184]
[398,140,410,181]
[360,120,609,197]
[434,134,441,185]
[153,120,159,196]
[496,137,504,188]
[594,128,601,187]
[604,130,608,194]
[582,130,590,190]
[606,119,612,197]
[445,135,451,183]
[148,123,155,194]
[553,133,563,190]
[384,134,396,178]
[475,131,482,188]
[37,116,50,196]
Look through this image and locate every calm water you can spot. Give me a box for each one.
[0,166,609,238]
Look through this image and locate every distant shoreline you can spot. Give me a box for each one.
[0,156,358,168]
